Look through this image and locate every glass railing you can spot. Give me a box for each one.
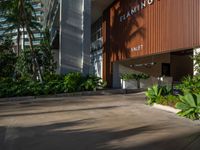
[91,37,103,52]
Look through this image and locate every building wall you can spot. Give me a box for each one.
[171,53,193,81]
[60,0,91,74]
[113,53,171,88]
[122,53,171,77]
[103,0,200,86]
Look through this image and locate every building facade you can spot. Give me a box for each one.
[42,0,200,87]
[42,0,91,74]
[90,17,103,77]
[99,0,200,87]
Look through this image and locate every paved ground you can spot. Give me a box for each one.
[0,93,200,150]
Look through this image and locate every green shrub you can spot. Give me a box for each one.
[146,85,174,105]
[0,37,17,78]
[43,73,64,82]
[81,75,107,91]
[0,78,14,97]
[156,95,180,107]
[121,73,149,88]
[120,73,134,81]
[44,80,65,95]
[177,75,200,94]
[0,78,32,97]
[0,53,17,78]
[64,72,84,93]
[0,73,107,98]
[161,85,173,96]
[121,73,149,81]
[176,93,200,120]
[146,85,162,105]
[133,73,150,80]
[43,73,65,94]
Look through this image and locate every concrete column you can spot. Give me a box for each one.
[82,0,91,75]
[193,48,200,75]
[59,0,91,74]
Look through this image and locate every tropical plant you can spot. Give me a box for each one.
[146,85,162,105]
[0,0,43,82]
[36,28,57,74]
[0,37,17,78]
[20,0,43,82]
[120,73,134,81]
[15,48,33,79]
[0,0,22,54]
[43,73,65,94]
[64,72,84,93]
[176,93,200,120]
[156,95,180,107]
[81,75,107,91]
[133,73,150,89]
[193,50,200,75]
[177,75,200,94]
[161,85,173,96]
[121,73,149,89]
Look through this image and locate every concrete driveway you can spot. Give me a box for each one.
[0,93,200,150]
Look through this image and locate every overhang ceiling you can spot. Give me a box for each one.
[91,0,115,24]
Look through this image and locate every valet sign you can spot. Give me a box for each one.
[120,0,155,22]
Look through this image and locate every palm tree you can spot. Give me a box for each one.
[0,0,43,82]
[18,0,43,82]
[0,0,22,55]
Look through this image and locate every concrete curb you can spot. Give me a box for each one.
[152,103,181,114]
[0,89,145,102]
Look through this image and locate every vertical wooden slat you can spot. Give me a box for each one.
[102,0,200,85]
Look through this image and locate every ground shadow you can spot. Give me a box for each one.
[0,105,127,118]
[0,120,199,150]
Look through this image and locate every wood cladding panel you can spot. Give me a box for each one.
[105,0,200,60]
[102,0,200,85]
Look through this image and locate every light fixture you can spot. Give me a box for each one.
[130,62,156,68]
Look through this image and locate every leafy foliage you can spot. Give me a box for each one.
[64,72,83,93]
[177,75,200,94]
[64,73,106,93]
[146,85,173,105]
[121,73,149,81]
[176,93,200,120]
[81,75,107,91]
[0,0,43,82]
[156,95,180,107]
[193,50,200,75]
[15,49,33,79]
[120,73,134,81]
[133,73,150,80]
[42,74,65,95]
[146,85,162,105]
[0,37,17,78]
[0,72,107,98]
[121,73,150,88]
[36,28,57,74]
[161,85,173,96]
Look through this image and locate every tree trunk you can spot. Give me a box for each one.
[22,27,25,50]
[19,0,43,83]
[17,28,20,56]
[27,30,43,83]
